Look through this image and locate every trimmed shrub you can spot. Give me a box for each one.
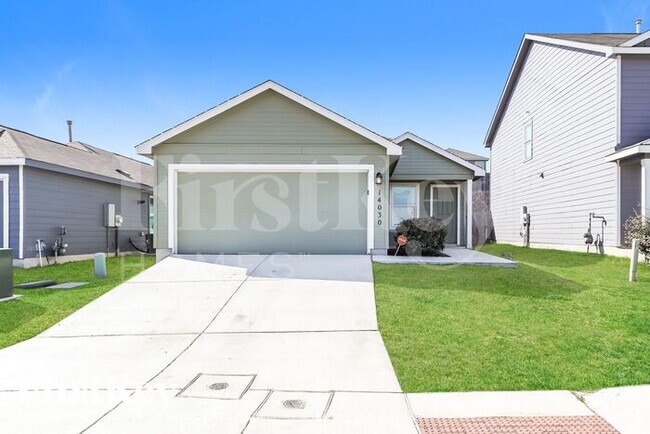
[395,217,447,255]
[624,211,650,264]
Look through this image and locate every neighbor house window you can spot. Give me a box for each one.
[524,120,533,160]
[390,184,419,228]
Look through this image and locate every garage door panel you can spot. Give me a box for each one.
[177,171,367,254]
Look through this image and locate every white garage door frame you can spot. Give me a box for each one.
[167,163,375,254]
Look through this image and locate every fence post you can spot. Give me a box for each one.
[629,239,640,282]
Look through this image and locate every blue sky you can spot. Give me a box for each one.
[1,0,649,159]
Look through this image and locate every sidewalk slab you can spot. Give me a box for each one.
[244,392,418,434]
[207,279,377,333]
[150,331,401,392]
[582,385,650,434]
[85,389,269,434]
[407,391,593,418]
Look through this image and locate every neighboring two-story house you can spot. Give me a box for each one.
[485,31,650,254]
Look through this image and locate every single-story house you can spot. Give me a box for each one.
[0,125,154,267]
[136,81,485,257]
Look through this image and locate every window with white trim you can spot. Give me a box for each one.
[390,184,418,228]
[524,120,533,160]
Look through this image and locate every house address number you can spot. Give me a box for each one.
[377,187,383,226]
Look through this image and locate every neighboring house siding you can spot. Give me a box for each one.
[392,140,474,180]
[490,42,618,247]
[0,166,20,258]
[620,55,650,147]
[23,167,150,259]
[620,159,642,241]
[153,90,389,251]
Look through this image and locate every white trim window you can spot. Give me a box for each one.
[390,183,419,228]
[524,120,533,160]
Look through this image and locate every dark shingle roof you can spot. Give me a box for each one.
[446,148,488,162]
[0,125,153,187]
[531,33,638,47]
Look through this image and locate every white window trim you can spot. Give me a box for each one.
[430,184,461,246]
[390,183,420,229]
[167,163,375,254]
[0,174,8,249]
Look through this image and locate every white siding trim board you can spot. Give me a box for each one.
[18,165,24,258]
[0,174,8,248]
[167,163,376,254]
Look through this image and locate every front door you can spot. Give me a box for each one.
[430,185,459,244]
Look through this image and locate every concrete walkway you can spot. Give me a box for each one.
[0,254,418,434]
[372,247,516,267]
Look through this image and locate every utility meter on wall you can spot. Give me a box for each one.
[115,215,123,227]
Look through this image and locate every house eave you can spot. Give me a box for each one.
[604,144,650,162]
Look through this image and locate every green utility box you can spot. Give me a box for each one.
[0,249,13,300]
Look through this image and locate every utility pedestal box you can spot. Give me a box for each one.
[0,249,14,300]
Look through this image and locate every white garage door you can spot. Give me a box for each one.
[173,167,370,254]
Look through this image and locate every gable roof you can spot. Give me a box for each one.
[136,80,403,156]
[393,132,486,176]
[484,31,650,147]
[446,147,489,162]
[530,33,638,47]
[0,125,153,187]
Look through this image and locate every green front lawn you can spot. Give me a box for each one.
[0,255,155,349]
[374,244,650,392]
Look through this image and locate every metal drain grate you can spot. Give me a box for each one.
[208,382,229,391]
[282,399,306,410]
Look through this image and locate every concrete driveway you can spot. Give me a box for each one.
[0,254,418,434]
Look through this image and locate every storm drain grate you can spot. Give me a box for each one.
[208,382,229,391]
[282,399,306,410]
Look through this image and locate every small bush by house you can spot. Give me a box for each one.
[395,217,447,255]
[625,211,650,264]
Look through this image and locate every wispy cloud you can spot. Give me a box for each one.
[600,0,650,32]
[33,59,78,113]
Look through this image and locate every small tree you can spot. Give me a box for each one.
[624,211,650,264]
[395,217,447,255]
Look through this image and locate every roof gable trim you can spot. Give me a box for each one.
[136,81,403,156]
[619,30,650,47]
[393,132,486,176]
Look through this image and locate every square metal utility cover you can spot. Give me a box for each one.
[178,374,256,400]
[254,391,334,420]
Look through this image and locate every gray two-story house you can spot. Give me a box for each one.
[485,30,650,254]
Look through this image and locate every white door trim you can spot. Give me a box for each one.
[389,182,420,229]
[430,184,462,246]
[167,163,375,254]
[0,174,8,249]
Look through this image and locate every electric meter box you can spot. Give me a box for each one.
[104,203,117,227]
[0,249,13,300]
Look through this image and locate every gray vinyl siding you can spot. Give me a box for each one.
[620,159,642,242]
[0,167,20,258]
[490,41,619,247]
[620,55,650,147]
[392,140,474,180]
[23,167,151,259]
[152,90,390,252]
[173,89,380,147]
